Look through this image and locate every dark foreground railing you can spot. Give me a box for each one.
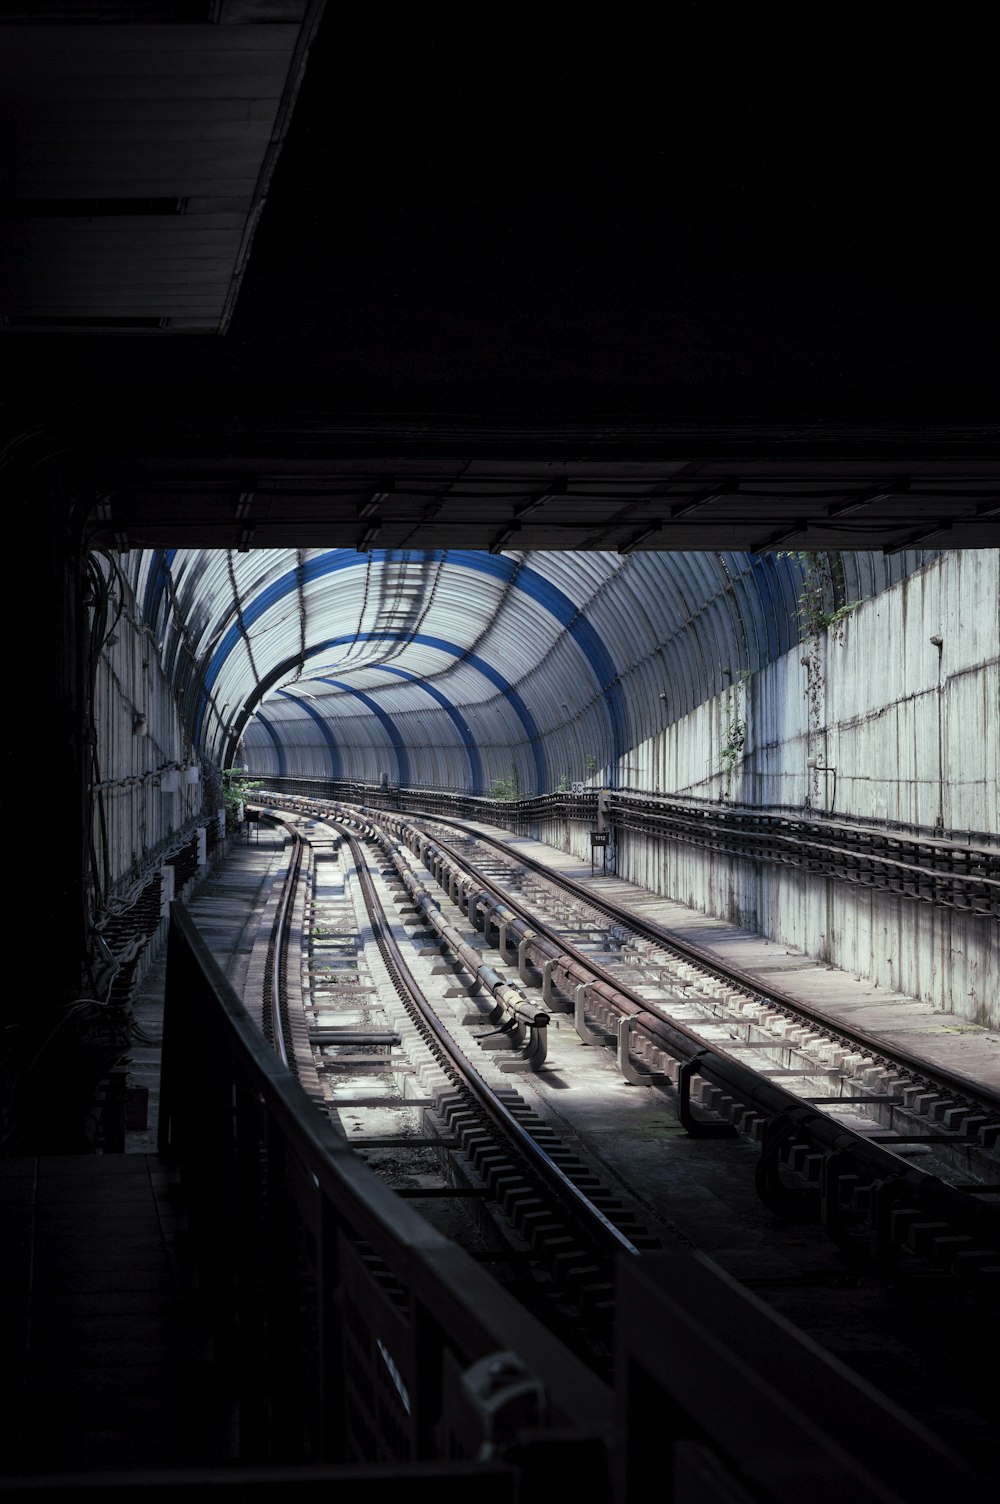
[159,902,610,1495]
[152,902,987,1504]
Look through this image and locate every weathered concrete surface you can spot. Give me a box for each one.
[543,551,998,1022]
[463,818,1000,1096]
[609,550,998,830]
[92,556,210,894]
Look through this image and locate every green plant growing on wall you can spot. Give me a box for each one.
[821,600,862,635]
[777,551,859,805]
[778,551,860,641]
[555,772,570,792]
[720,717,746,772]
[584,753,597,775]
[719,669,750,792]
[221,770,262,831]
[490,761,522,802]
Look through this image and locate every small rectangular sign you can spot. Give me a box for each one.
[590,831,609,846]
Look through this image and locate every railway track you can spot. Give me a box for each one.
[260,776,1000,919]
[261,793,1000,1318]
[414,812,1000,1280]
[424,813,1000,1146]
[223,792,1000,1471]
[259,803,661,1373]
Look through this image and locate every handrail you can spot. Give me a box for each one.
[154,870,994,1502]
[159,901,611,1477]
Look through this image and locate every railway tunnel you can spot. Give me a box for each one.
[6,520,998,1496]
[3,4,1000,1498]
[114,539,998,1021]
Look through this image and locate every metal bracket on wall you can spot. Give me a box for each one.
[574,983,602,1046]
[617,1016,649,1087]
[677,1052,739,1138]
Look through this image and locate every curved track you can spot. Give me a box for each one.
[265,793,1000,1308]
[259,802,664,1370]
[432,813,1000,1110]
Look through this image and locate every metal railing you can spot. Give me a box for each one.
[616,1252,984,1504]
[152,897,993,1502]
[263,776,998,917]
[159,902,611,1486]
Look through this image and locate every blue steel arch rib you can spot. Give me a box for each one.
[195,550,623,775]
[377,665,484,794]
[315,678,410,788]
[141,548,176,639]
[252,710,287,778]
[496,555,627,775]
[273,691,342,780]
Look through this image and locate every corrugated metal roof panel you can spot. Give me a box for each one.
[0,11,323,332]
[125,544,944,794]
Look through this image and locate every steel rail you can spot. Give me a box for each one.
[436,836,999,1272]
[421,812,1000,1119]
[260,776,998,918]
[337,803,975,1148]
[362,807,1000,1254]
[276,792,1000,1121]
[318,814,641,1261]
[612,801,998,917]
[266,794,1000,1292]
[267,818,307,1073]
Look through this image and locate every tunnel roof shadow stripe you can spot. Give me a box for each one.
[195,549,621,770]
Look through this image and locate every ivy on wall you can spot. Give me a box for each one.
[779,551,859,807]
[719,669,751,796]
[779,550,860,640]
[220,770,262,831]
[490,761,522,801]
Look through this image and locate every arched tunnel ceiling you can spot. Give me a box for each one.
[128,545,939,795]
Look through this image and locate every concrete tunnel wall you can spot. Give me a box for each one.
[87,554,209,908]
[534,551,998,1023]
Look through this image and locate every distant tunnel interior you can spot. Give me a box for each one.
[85,542,998,1021]
[125,545,936,793]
